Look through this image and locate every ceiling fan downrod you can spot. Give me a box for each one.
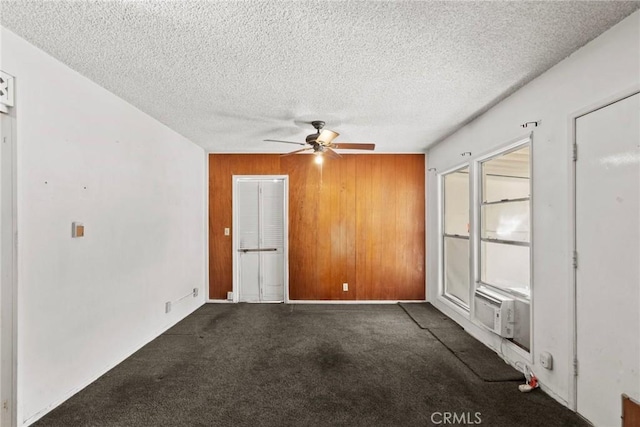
[310,120,325,132]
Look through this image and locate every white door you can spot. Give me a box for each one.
[234,177,287,302]
[576,93,640,427]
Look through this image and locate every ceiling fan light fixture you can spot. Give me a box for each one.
[316,129,339,145]
[267,120,375,156]
[314,153,324,164]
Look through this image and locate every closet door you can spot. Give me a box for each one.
[235,177,286,302]
[237,180,261,302]
[575,93,640,427]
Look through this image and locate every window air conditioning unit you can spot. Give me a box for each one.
[474,288,515,338]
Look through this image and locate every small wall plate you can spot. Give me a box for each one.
[72,222,84,238]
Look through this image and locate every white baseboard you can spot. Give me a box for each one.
[284,300,425,304]
[206,299,426,304]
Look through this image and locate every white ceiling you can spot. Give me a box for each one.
[2,1,638,153]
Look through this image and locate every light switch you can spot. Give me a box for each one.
[72,222,84,238]
[224,227,230,236]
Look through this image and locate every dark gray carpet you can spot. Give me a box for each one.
[399,303,524,382]
[34,303,585,427]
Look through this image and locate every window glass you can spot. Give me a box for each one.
[481,201,530,243]
[482,146,530,203]
[481,241,530,298]
[480,144,531,298]
[443,166,470,308]
[444,168,469,236]
[444,237,470,305]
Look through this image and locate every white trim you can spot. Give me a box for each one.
[437,162,471,311]
[288,300,425,304]
[438,161,472,177]
[204,152,210,302]
[204,299,427,304]
[207,151,427,155]
[567,84,640,411]
[539,382,570,408]
[470,159,480,322]
[1,105,18,427]
[436,294,470,319]
[232,175,289,304]
[472,134,532,165]
[424,155,430,302]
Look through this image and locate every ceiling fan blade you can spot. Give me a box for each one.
[324,147,342,159]
[264,139,307,146]
[316,129,340,145]
[281,147,313,157]
[331,143,376,150]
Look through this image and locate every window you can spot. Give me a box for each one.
[479,145,531,299]
[442,166,470,307]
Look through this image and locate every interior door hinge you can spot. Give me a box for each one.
[573,358,578,376]
[573,144,578,161]
[573,251,578,269]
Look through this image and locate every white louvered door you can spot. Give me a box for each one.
[235,177,286,302]
[237,180,261,302]
[259,180,285,301]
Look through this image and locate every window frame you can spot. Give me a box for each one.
[474,138,533,301]
[439,163,472,310]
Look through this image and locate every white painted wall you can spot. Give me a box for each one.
[426,11,639,407]
[1,28,206,426]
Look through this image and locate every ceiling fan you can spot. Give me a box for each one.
[264,121,375,159]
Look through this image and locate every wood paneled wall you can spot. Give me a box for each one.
[209,154,425,300]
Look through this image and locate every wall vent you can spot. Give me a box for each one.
[0,71,15,107]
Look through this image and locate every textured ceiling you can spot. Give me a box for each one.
[1,1,638,153]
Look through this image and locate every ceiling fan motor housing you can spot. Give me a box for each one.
[306,120,325,144]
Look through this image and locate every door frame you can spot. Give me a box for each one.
[232,175,289,303]
[568,84,640,411]
[1,99,18,427]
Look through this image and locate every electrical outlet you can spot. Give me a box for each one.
[540,351,553,370]
[165,301,171,313]
[224,227,230,236]
[193,288,199,297]
[343,283,348,292]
